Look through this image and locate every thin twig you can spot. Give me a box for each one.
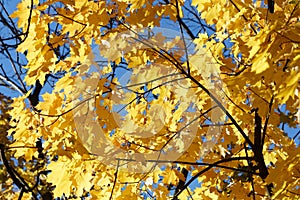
[0,38,27,92]
[292,130,300,140]
[228,0,258,35]
[172,157,256,199]
[244,143,256,200]
[261,95,274,146]
[109,159,120,200]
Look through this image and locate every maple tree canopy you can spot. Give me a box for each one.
[0,0,299,199]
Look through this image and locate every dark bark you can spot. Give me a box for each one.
[173,167,189,200]
[268,0,275,13]
[28,75,49,107]
[254,109,269,179]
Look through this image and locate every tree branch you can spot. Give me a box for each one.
[172,156,256,199]
[0,144,38,200]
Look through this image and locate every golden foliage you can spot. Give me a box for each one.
[3,0,299,199]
